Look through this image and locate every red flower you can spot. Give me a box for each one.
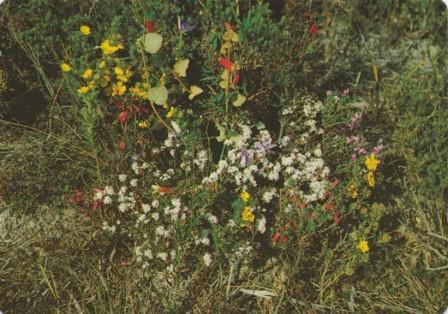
[309,23,318,35]
[331,179,339,189]
[219,57,234,70]
[118,141,126,151]
[121,260,131,267]
[144,21,155,33]
[118,111,128,123]
[272,232,280,243]
[280,234,287,243]
[325,202,334,210]
[232,70,240,85]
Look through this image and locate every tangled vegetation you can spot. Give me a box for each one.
[0,0,447,312]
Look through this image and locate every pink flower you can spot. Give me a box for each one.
[118,141,126,151]
[372,144,385,155]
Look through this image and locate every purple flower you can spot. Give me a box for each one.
[178,17,196,33]
[240,148,251,166]
[254,141,277,154]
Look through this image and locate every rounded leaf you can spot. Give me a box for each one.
[148,85,168,105]
[173,59,190,77]
[139,33,163,54]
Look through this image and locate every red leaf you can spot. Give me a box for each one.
[332,210,341,225]
[232,70,240,85]
[219,57,234,70]
[118,111,128,123]
[144,21,155,33]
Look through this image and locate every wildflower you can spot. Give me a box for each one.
[80,25,91,36]
[82,68,93,79]
[240,191,250,202]
[138,120,149,128]
[309,23,318,35]
[358,240,369,253]
[203,253,212,267]
[60,63,71,72]
[241,206,255,223]
[367,171,375,187]
[114,66,124,76]
[188,85,203,100]
[365,153,380,172]
[118,111,128,123]
[144,20,155,33]
[178,17,196,33]
[118,141,126,151]
[100,40,123,55]
[112,81,126,96]
[223,28,239,43]
[77,86,90,94]
[372,144,385,155]
[232,94,246,107]
[166,106,175,118]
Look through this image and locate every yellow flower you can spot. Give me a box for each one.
[130,85,148,99]
[138,120,149,129]
[111,81,126,96]
[60,63,71,72]
[240,191,250,202]
[223,29,239,43]
[358,240,369,253]
[365,153,380,172]
[77,86,90,94]
[188,85,203,100]
[346,182,358,199]
[367,171,375,187]
[241,206,255,223]
[82,68,93,79]
[99,60,106,69]
[80,25,91,36]
[114,67,124,76]
[166,106,175,118]
[100,40,123,55]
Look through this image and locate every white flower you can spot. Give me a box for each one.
[104,186,114,195]
[152,212,160,221]
[256,215,267,234]
[130,179,138,187]
[262,189,276,203]
[200,237,210,246]
[103,195,113,205]
[207,214,218,224]
[144,249,153,259]
[203,253,212,267]
[94,190,104,201]
[118,174,127,182]
[142,203,151,213]
[151,199,160,207]
[118,202,129,213]
[157,252,168,261]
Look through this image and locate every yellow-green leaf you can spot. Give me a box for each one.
[148,85,168,105]
[173,59,190,77]
[233,94,246,107]
[188,85,203,100]
[139,33,163,54]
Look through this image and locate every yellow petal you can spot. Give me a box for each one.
[173,59,189,77]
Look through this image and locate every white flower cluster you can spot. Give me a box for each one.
[201,105,329,206]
